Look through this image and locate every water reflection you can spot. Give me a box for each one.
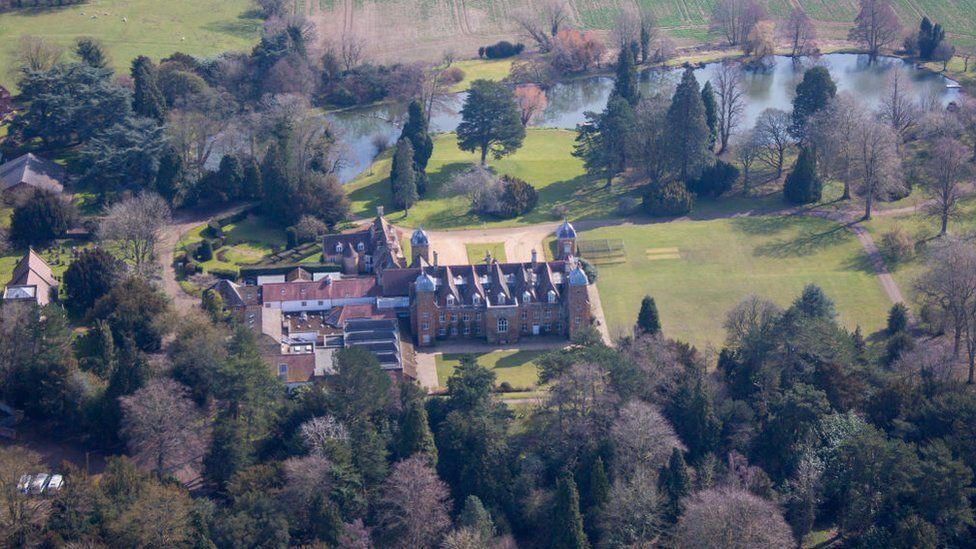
[328,54,960,182]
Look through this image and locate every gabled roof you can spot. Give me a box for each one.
[9,249,57,289]
[261,277,378,302]
[0,153,64,194]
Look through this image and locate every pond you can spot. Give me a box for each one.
[328,53,962,183]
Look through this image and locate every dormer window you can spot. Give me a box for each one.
[472,294,481,306]
[356,242,365,252]
[446,295,456,306]
[497,293,506,305]
[335,243,343,253]
[548,290,557,303]
[523,291,531,304]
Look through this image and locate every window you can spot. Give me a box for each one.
[335,243,343,253]
[548,290,557,303]
[463,313,470,321]
[451,314,457,322]
[422,312,430,320]
[523,291,532,304]
[476,313,482,321]
[439,313,445,323]
[301,301,307,306]
[472,295,481,306]
[497,293,506,305]
[463,325,470,335]
[475,324,482,335]
[533,311,540,320]
[447,295,456,306]
[544,323,551,332]
[318,301,324,306]
[421,322,429,331]
[265,303,271,308]
[521,310,528,320]
[544,308,551,319]
[438,327,446,336]
[575,317,581,326]
[277,364,288,380]
[497,317,508,333]
[356,242,365,252]
[522,323,527,332]
[451,326,458,335]
[556,322,564,332]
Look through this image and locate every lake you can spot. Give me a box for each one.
[328,54,962,183]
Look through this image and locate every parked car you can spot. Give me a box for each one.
[16,472,64,494]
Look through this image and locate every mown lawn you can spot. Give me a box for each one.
[178,214,284,273]
[435,350,545,391]
[466,242,507,264]
[0,0,260,89]
[588,215,893,349]
[861,196,976,310]
[449,58,514,92]
[346,129,643,229]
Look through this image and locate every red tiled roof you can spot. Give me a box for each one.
[261,277,378,302]
[268,353,316,384]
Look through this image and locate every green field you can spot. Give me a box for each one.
[466,242,507,264]
[435,350,545,391]
[449,59,514,92]
[346,129,641,229]
[589,215,893,349]
[178,214,285,274]
[0,0,260,89]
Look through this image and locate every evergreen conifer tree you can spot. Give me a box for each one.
[131,56,167,124]
[659,447,691,521]
[666,68,710,181]
[390,138,419,213]
[701,81,718,148]
[791,66,836,139]
[636,295,662,335]
[400,101,433,195]
[783,147,822,204]
[458,495,495,541]
[552,476,590,549]
[396,397,437,465]
[612,47,639,106]
[792,284,836,320]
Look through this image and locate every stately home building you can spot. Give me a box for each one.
[211,213,592,386]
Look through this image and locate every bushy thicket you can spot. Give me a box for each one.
[479,41,525,59]
[687,160,739,198]
[643,180,694,217]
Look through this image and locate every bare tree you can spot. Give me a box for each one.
[338,33,367,72]
[611,5,641,50]
[541,0,571,38]
[374,456,452,549]
[745,20,776,62]
[878,71,921,142]
[710,0,765,46]
[634,93,672,184]
[105,481,196,548]
[808,93,865,199]
[618,333,686,404]
[956,96,976,160]
[754,108,793,178]
[0,446,45,547]
[166,88,237,172]
[915,238,976,382]
[675,487,794,548]
[732,128,763,194]
[99,192,172,274]
[724,295,782,358]
[513,0,569,53]
[280,455,334,531]
[714,62,745,153]
[599,467,668,547]
[848,0,902,59]
[892,340,957,385]
[851,117,903,219]
[299,415,349,456]
[610,400,685,477]
[922,137,971,235]
[13,35,63,76]
[513,84,548,126]
[781,7,818,57]
[120,378,208,478]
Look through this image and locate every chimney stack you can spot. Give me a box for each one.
[531,248,538,266]
[376,205,384,217]
[433,251,438,266]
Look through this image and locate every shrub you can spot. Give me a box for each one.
[196,239,214,262]
[578,257,598,283]
[440,67,465,85]
[885,331,915,365]
[783,148,822,204]
[209,267,239,281]
[10,189,77,246]
[481,41,525,59]
[880,228,915,263]
[643,181,694,217]
[285,227,298,249]
[204,219,223,239]
[499,175,538,217]
[687,160,739,198]
[887,303,910,334]
[63,248,123,313]
[498,381,514,392]
[184,260,201,276]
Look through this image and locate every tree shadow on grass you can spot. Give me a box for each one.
[751,223,850,258]
[494,351,540,370]
[203,17,262,40]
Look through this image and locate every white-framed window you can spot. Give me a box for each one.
[438,327,446,336]
[497,317,508,333]
[451,326,458,335]
[422,312,430,320]
[421,322,429,331]
[463,325,470,335]
[301,301,307,306]
[544,323,551,332]
[497,293,506,305]
[522,323,528,332]
[356,242,365,252]
[521,310,527,320]
[447,295,456,306]
[335,243,343,253]
[548,290,557,303]
[475,324,482,335]
[544,308,551,319]
[318,301,324,306]
[523,291,532,304]
[476,313,482,321]
[462,313,470,321]
[472,294,481,306]
[439,313,445,322]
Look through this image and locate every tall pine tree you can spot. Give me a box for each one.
[612,47,639,106]
[573,97,636,188]
[396,397,437,465]
[131,56,167,124]
[791,66,836,140]
[636,295,661,335]
[400,101,433,196]
[390,138,418,213]
[783,147,822,204]
[552,476,590,549]
[658,448,691,521]
[666,68,710,181]
[701,81,718,149]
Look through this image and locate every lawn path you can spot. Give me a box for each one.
[158,202,255,313]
